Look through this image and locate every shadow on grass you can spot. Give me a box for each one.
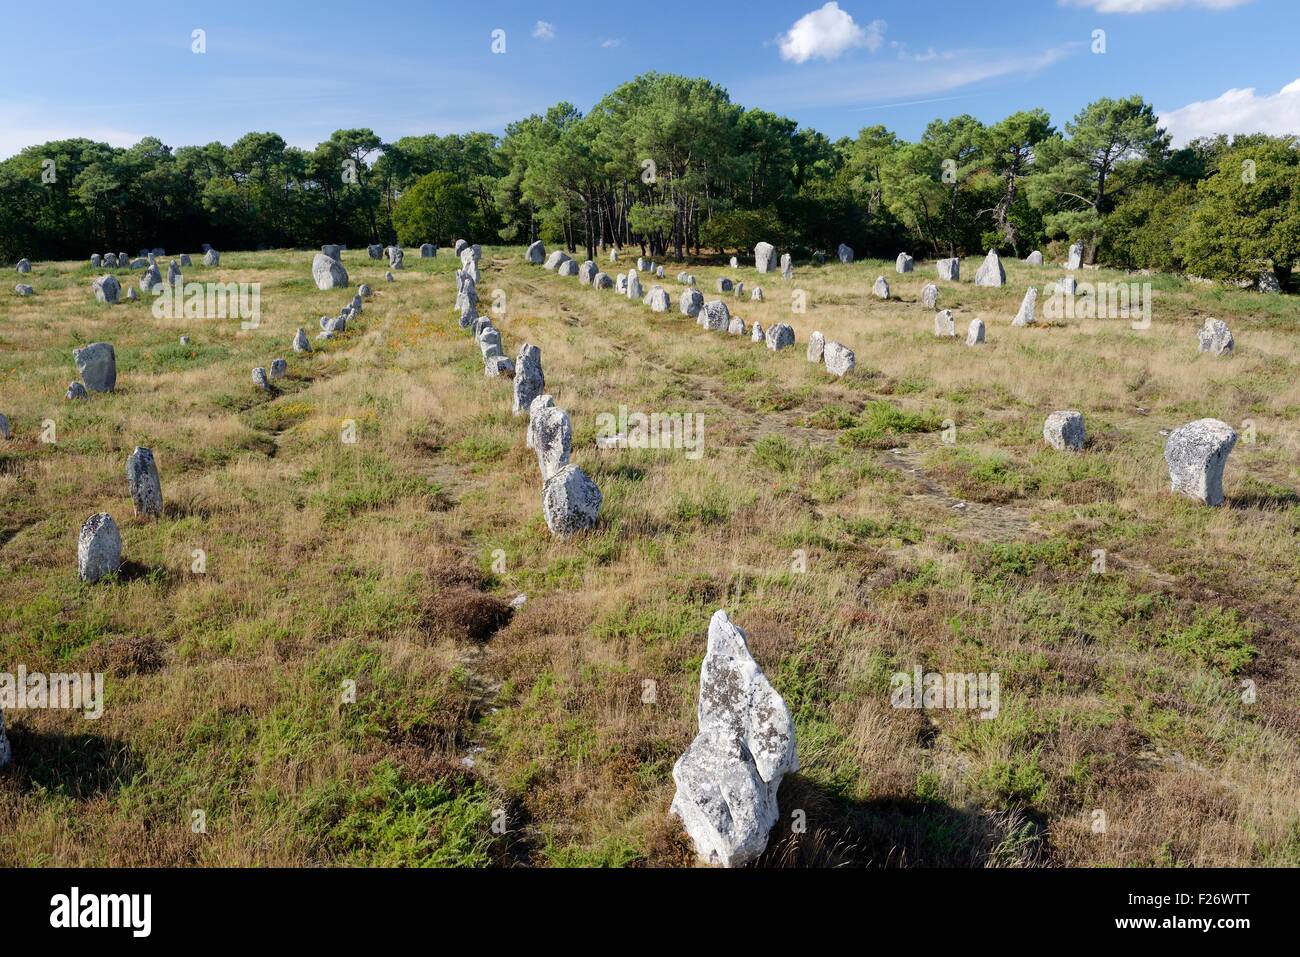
[2,726,142,800]
[756,774,1049,868]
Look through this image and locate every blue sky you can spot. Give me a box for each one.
[2,0,1297,158]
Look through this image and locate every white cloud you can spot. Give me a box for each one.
[601,38,622,49]
[532,20,556,41]
[1060,0,1251,13]
[1160,79,1300,145]
[0,105,147,160]
[778,3,885,64]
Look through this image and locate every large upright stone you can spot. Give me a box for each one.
[544,250,571,272]
[312,253,348,290]
[388,247,404,270]
[126,446,163,517]
[626,270,643,301]
[103,253,118,268]
[1067,241,1084,271]
[78,512,122,583]
[526,394,556,450]
[1043,411,1085,451]
[577,261,598,285]
[920,283,939,309]
[1197,319,1234,356]
[74,342,116,392]
[541,464,602,537]
[807,331,825,363]
[532,406,572,481]
[1012,286,1038,327]
[896,253,913,273]
[293,328,312,353]
[16,259,30,274]
[837,244,854,264]
[780,253,793,280]
[647,286,670,312]
[715,277,733,293]
[1025,251,1044,266]
[14,284,33,296]
[700,300,730,331]
[670,610,797,868]
[824,341,855,376]
[367,244,383,260]
[513,344,544,415]
[966,317,986,346]
[765,323,795,351]
[91,253,101,268]
[1164,419,1237,506]
[140,264,162,294]
[680,288,704,318]
[593,272,613,289]
[934,310,956,337]
[754,242,776,274]
[420,243,437,258]
[872,276,890,299]
[974,250,1005,287]
[557,259,578,277]
[92,274,120,304]
[525,241,546,265]
[167,259,182,286]
[202,249,220,267]
[937,258,960,281]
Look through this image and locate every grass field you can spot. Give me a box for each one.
[1,246,1298,867]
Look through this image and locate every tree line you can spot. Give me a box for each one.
[1,72,1296,289]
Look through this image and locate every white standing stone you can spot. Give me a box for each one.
[544,250,571,271]
[78,512,122,583]
[513,343,544,415]
[670,610,797,868]
[937,258,960,281]
[293,328,311,353]
[16,259,30,274]
[751,287,764,302]
[751,323,764,342]
[311,253,348,290]
[420,243,437,258]
[934,309,956,338]
[896,253,913,273]
[807,331,825,363]
[1025,251,1044,266]
[1067,241,1084,271]
[754,242,776,274]
[15,283,33,296]
[202,249,220,267]
[525,241,545,264]
[1197,319,1234,356]
[780,253,793,280]
[700,300,730,331]
[578,261,598,285]
[966,317,986,346]
[837,244,854,264]
[126,446,163,517]
[541,464,602,537]
[920,283,939,309]
[557,259,578,277]
[92,274,120,304]
[1043,411,1085,451]
[974,250,1005,287]
[647,286,670,312]
[872,276,890,299]
[824,341,855,376]
[1012,286,1038,327]
[765,323,795,351]
[526,394,556,450]
[1057,276,1077,296]
[1165,419,1237,506]
[533,406,573,481]
[680,289,704,318]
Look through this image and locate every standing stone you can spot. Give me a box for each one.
[462,244,482,264]
[727,317,746,336]
[388,247,404,270]
[823,341,855,377]
[385,271,395,282]
[513,344,544,415]
[269,358,287,380]
[1165,419,1238,506]
[526,394,556,450]
[252,367,271,391]
[616,274,628,294]
[140,264,162,293]
[700,300,730,332]
[937,258,960,281]
[670,610,797,868]
[716,277,733,293]
[544,250,571,271]
[126,287,138,301]
[920,283,939,309]
[202,249,219,267]
[74,342,116,392]
[837,244,854,264]
[734,281,744,299]
[571,260,594,285]
[454,239,468,256]
[78,513,122,583]
[974,250,1005,287]
[966,317,986,346]
[1198,319,1234,356]
[934,310,956,338]
[16,258,30,273]
[358,283,372,298]
[557,259,579,277]
[780,253,793,281]
[1067,241,1084,271]
[1258,271,1281,294]
[311,253,349,290]
[541,464,602,537]
[167,260,182,286]
[321,244,342,260]
[91,254,101,268]
[92,274,120,304]
[680,288,704,318]
[1012,286,1038,327]
[609,248,619,263]
[532,406,572,481]
[751,287,764,302]
[1025,251,1044,266]
[594,272,613,289]
[754,242,776,274]
[368,244,383,260]
[126,446,163,517]
[765,323,795,351]
[103,253,118,268]
[637,257,648,272]
[485,355,515,378]
[526,241,546,265]
[1043,411,1085,451]
[647,286,671,312]
[730,256,739,269]
[807,331,825,363]
[66,381,89,401]
[14,283,33,296]
[293,328,311,353]
[118,252,128,266]
[179,253,192,267]
[656,265,665,279]
[626,270,643,301]
[420,243,437,258]
[896,253,914,273]
[872,276,890,299]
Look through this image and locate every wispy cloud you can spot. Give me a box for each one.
[532,20,556,41]
[600,38,622,49]
[777,3,885,64]
[1059,0,1251,13]
[0,104,147,160]
[1160,78,1300,145]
